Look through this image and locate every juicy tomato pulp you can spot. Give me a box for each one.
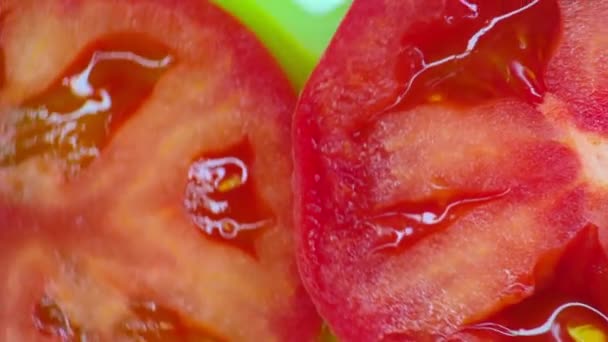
[185,139,274,258]
[0,0,320,341]
[366,0,562,254]
[295,0,608,340]
[453,225,608,341]
[1,33,171,174]
[390,0,560,108]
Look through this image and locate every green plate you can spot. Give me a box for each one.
[212,0,352,90]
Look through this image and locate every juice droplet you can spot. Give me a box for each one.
[184,139,274,257]
[0,33,173,175]
[120,301,225,342]
[389,0,560,111]
[368,188,510,252]
[33,296,84,341]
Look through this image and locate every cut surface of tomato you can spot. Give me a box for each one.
[0,0,320,341]
[294,0,608,340]
[451,225,608,341]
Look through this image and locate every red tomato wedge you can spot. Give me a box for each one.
[0,0,320,341]
[294,0,608,340]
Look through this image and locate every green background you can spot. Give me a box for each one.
[212,0,352,90]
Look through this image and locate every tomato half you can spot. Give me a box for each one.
[294,0,608,340]
[0,0,320,341]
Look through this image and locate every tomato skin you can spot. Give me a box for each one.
[294,0,608,340]
[0,0,320,341]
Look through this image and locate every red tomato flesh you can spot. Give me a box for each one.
[0,0,320,341]
[451,225,608,341]
[294,0,608,340]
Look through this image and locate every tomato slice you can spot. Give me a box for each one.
[294,0,608,340]
[0,0,320,341]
